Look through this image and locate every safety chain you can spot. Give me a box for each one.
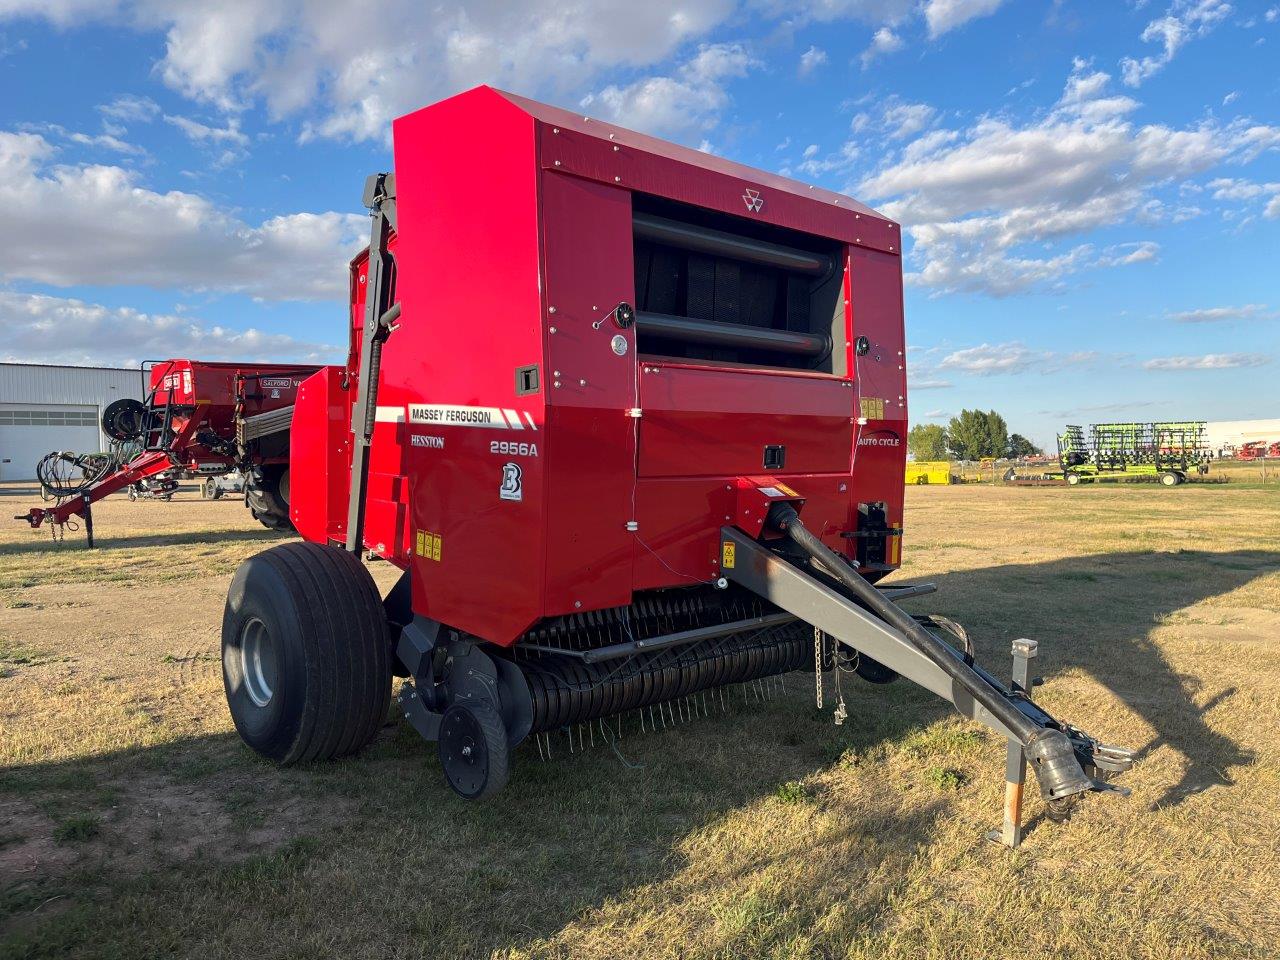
[813,626,824,709]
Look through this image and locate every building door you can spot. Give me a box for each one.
[0,404,100,481]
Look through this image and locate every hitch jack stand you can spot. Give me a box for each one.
[989,638,1037,848]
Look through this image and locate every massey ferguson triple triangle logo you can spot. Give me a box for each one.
[743,188,764,212]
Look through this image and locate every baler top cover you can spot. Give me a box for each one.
[292,85,909,646]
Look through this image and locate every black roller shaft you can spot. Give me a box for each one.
[516,626,809,734]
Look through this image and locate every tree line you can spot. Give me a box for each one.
[906,410,1043,461]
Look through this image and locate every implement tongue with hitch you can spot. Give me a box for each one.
[720,499,1135,844]
[217,86,1136,847]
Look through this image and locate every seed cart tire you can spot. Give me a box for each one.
[1160,471,1180,486]
[201,479,212,499]
[438,701,510,800]
[222,542,391,765]
[1066,473,1081,486]
[246,467,293,531]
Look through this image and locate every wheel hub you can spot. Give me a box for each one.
[239,617,278,708]
[440,709,488,797]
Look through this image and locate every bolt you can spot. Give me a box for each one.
[553,370,561,377]
[548,306,557,314]
[461,745,472,757]
[574,601,582,608]
[554,380,562,388]
[554,160,561,166]
[552,127,559,134]
[549,326,557,334]
[614,176,621,182]
[579,379,587,386]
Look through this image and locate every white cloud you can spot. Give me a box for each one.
[0,291,340,367]
[1166,303,1273,323]
[97,94,160,124]
[923,0,1008,38]
[1097,240,1160,266]
[1120,0,1232,88]
[882,102,936,140]
[938,342,1098,375]
[164,114,249,147]
[798,45,827,75]
[857,61,1280,295]
[861,27,904,68]
[1223,90,1239,106]
[1144,352,1270,370]
[580,42,756,141]
[0,130,365,300]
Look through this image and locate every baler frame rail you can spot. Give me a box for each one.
[718,520,1135,847]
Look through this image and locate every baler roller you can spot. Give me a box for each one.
[635,311,831,357]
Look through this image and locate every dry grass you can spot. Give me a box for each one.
[1,479,1278,959]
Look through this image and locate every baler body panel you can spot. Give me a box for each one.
[296,85,907,647]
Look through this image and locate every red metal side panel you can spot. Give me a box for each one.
[536,121,898,255]
[637,363,854,478]
[389,90,547,645]
[291,367,351,545]
[849,246,908,546]
[539,171,637,615]
[631,474,854,591]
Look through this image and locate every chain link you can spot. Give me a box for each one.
[813,626,824,709]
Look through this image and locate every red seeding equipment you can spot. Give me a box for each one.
[17,360,316,543]
[212,88,1133,845]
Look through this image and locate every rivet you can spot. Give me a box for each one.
[553,127,560,134]
[548,306,557,314]
[554,380,562,388]
[613,145,620,152]
[609,133,615,140]
[554,160,561,166]
[855,213,860,219]
[574,600,582,608]
[614,175,621,182]
[549,326,557,334]
[554,370,561,377]
[579,379,587,386]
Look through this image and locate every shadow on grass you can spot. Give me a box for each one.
[0,547,1273,958]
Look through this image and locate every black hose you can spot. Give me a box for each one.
[767,502,1093,801]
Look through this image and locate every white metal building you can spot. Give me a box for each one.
[0,363,142,481]
[1204,419,1280,457]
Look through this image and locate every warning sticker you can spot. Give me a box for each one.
[415,530,442,562]
[859,397,886,420]
[721,541,736,569]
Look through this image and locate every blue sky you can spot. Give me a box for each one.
[0,0,1277,448]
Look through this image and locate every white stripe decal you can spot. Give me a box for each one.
[523,411,538,431]
[503,409,524,430]
[375,406,404,423]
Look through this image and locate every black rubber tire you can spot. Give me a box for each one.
[1160,471,1180,487]
[438,701,509,800]
[222,542,391,765]
[854,655,899,684]
[247,467,292,531]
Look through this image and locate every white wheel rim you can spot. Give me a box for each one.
[239,617,277,708]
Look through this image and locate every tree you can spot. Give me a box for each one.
[1008,433,1043,459]
[907,423,949,461]
[947,409,1009,461]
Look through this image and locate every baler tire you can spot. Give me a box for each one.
[438,701,509,800]
[222,542,391,766]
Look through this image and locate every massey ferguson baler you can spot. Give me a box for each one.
[221,87,1133,844]
[17,359,313,542]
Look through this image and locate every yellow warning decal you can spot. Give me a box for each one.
[888,523,901,565]
[860,397,885,420]
[415,530,443,562]
[721,541,736,569]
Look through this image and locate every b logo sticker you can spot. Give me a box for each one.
[500,462,523,502]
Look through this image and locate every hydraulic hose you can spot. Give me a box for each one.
[767,502,1094,802]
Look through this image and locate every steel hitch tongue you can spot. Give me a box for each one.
[721,501,1136,846]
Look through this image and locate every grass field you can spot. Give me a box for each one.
[2,480,1278,959]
